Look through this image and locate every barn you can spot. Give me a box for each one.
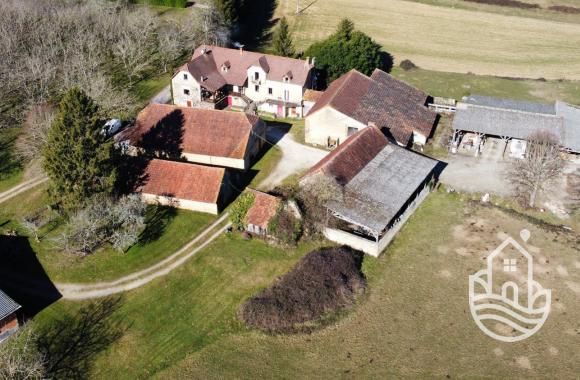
[0,289,20,343]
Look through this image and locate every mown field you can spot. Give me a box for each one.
[276,0,580,80]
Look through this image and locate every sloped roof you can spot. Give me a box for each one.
[118,104,261,160]
[245,189,281,229]
[303,126,438,233]
[137,159,225,204]
[304,126,388,186]
[307,69,436,145]
[177,45,314,89]
[303,89,324,103]
[0,289,20,320]
[453,95,580,153]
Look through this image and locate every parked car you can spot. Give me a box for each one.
[101,119,122,137]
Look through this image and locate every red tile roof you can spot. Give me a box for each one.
[303,126,388,186]
[245,189,281,229]
[307,69,436,145]
[138,159,225,203]
[177,45,314,90]
[118,104,261,160]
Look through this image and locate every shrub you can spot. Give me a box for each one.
[239,246,366,333]
[268,204,302,244]
[230,192,255,230]
[400,59,418,71]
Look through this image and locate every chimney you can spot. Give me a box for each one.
[200,75,204,82]
[305,57,310,67]
[239,46,244,54]
[312,57,316,66]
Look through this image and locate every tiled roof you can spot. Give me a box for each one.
[245,189,281,229]
[303,126,389,186]
[307,69,436,145]
[303,127,438,232]
[303,89,324,103]
[0,289,20,320]
[137,159,225,204]
[178,45,314,89]
[118,104,261,160]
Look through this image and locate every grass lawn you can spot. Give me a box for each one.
[0,184,216,284]
[276,0,580,80]
[391,67,580,104]
[0,127,23,193]
[33,191,580,378]
[249,145,283,189]
[154,191,580,378]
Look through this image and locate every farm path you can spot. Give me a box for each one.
[259,127,327,190]
[0,175,48,205]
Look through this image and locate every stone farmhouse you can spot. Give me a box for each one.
[305,69,437,148]
[116,103,266,170]
[172,45,315,118]
[301,126,439,256]
[0,289,20,343]
[452,95,580,158]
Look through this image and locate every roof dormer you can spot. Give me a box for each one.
[283,71,293,83]
[221,61,231,72]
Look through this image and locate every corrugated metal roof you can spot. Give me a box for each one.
[556,101,580,152]
[0,289,20,320]
[462,95,555,115]
[327,144,438,232]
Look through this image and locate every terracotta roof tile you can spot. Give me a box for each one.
[184,46,314,88]
[137,159,225,204]
[118,104,261,160]
[303,126,388,185]
[245,189,281,229]
[307,69,437,145]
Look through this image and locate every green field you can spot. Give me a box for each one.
[277,0,580,80]
[29,191,580,378]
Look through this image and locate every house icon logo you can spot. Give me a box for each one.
[468,229,551,342]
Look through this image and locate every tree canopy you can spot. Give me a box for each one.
[304,18,392,87]
[272,17,295,57]
[42,88,117,210]
[214,0,242,25]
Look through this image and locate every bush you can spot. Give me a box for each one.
[268,205,302,244]
[230,192,255,230]
[400,59,418,71]
[239,246,366,333]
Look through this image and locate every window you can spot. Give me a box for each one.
[503,259,517,272]
[284,90,289,101]
[183,73,188,80]
[268,88,273,95]
[183,89,190,95]
[347,127,358,136]
[255,85,259,92]
[254,72,259,80]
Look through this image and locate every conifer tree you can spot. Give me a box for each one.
[43,88,116,210]
[272,17,295,57]
[215,0,240,25]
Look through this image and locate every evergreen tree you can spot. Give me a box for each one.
[43,88,116,210]
[305,18,390,87]
[272,17,295,57]
[215,0,240,25]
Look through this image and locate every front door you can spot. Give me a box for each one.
[277,104,284,117]
[186,100,192,107]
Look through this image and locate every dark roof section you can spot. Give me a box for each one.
[137,159,225,204]
[117,104,261,160]
[304,126,389,186]
[0,289,20,320]
[307,69,436,145]
[177,45,314,89]
[462,95,556,115]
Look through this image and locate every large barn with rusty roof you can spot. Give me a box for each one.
[305,69,437,149]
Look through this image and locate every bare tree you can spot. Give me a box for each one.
[508,130,564,208]
[15,103,56,161]
[0,324,47,380]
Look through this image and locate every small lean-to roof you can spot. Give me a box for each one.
[138,159,225,204]
[245,189,281,229]
[118,104,260,160]
[0,289,20,320]
[303,126,389,186]
[179,45,314,88]
[307,69,436,145]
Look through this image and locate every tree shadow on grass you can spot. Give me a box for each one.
[0,128,22,180]
[138,204,178,245]
[37,296,127,380]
